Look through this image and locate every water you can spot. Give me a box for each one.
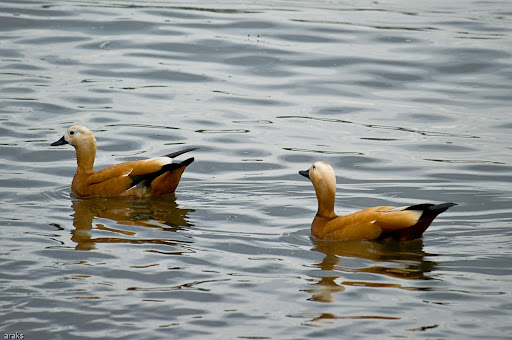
[1,0,511,339]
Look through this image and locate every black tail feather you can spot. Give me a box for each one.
[179,157,195,167]
[129,152,196,188]
[380,202,456,241]
[406,202,457,219]
[161,157,194,171]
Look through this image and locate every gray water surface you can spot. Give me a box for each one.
[1,1,511,339]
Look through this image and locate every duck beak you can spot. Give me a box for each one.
[51,136,68,146]
[299,169,310,179]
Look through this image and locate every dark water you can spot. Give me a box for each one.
[1,1,511,339]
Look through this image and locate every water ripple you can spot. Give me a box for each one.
[1,1,511,339]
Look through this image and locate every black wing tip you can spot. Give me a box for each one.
[427,202,457,218]
[405,202,457,210]
[163,147,199,159]
[436,202,457,209]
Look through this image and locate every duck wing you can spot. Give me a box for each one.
[315,203,456,241]
[81,148,197,197]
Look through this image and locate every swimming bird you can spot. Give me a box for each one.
[51,125,197,197]
[299,161,455,241]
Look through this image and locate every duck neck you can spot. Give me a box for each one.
[74,141,96,174]
[314,182,337,219]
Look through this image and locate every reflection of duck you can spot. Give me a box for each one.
[51,125,197,197]
[71,195,194,250]
[299,161,456,241]
[306,238,437,303]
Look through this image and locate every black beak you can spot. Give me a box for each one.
[299,169,310,179]
[51,136,68,146]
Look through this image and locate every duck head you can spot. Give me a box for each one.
[51,125,96,148]
[300,161,337,218]
[51,125,97,172]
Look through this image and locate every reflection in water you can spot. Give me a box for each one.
[307,239,437,303]
[70,195,194,251]
[293,312,401,328]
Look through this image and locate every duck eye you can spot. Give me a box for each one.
[312,165,316,170]
[69,130,75,136]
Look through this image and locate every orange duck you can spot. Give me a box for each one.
[51,125,197,197]
[299,161,455,241]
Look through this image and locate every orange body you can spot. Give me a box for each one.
[300,162,455,241]
[52,125,196,198]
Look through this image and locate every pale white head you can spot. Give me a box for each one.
[299,161,337,217]
[299,161,336,187]
[51,125,96,148]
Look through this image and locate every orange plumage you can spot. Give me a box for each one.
[299,161,455,241]
[51,125,197,197]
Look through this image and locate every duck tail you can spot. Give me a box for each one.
[178,157,195,168]
[405,202,457,219]
[380,202,456,242]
